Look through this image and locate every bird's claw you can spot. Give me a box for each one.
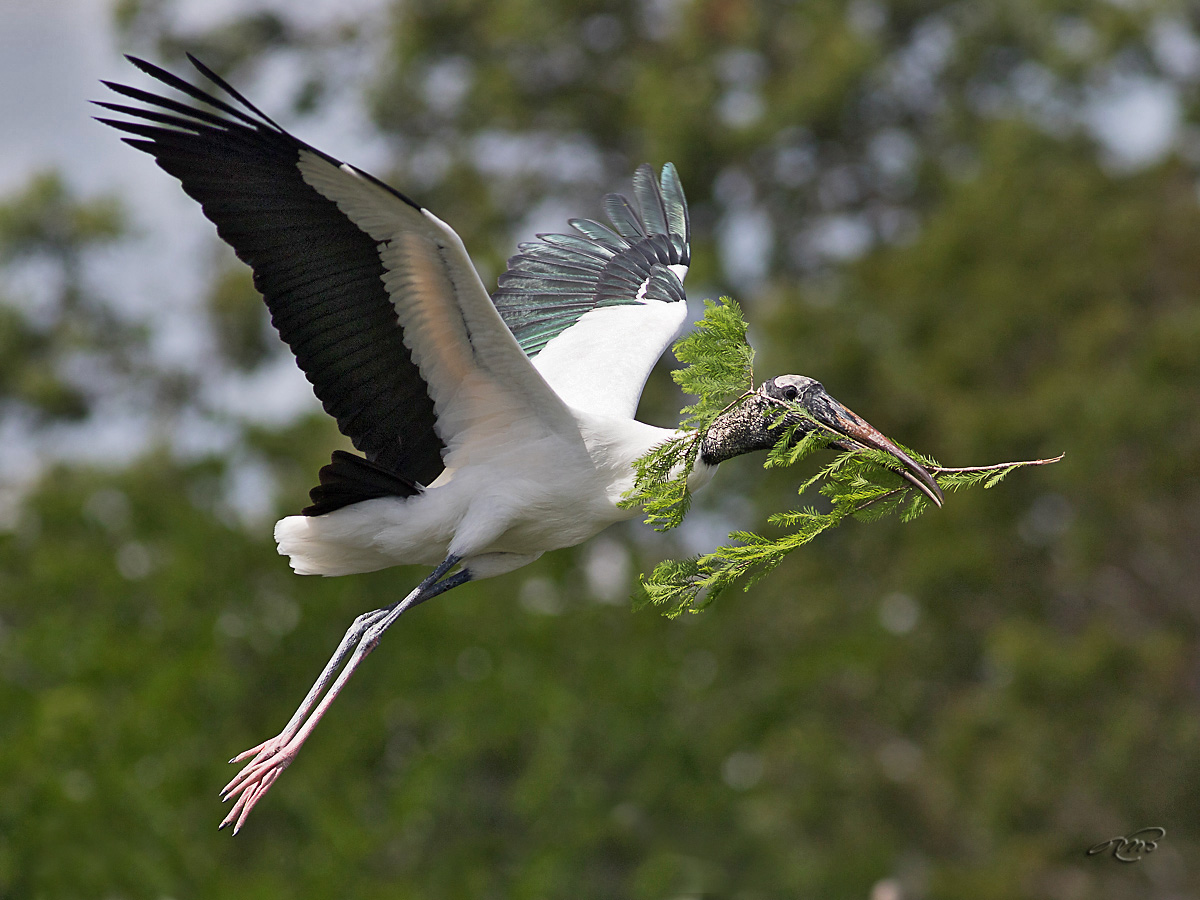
[218,735,296,834]
[227,737,274,765]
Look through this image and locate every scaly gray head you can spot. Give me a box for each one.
[700,374,943,506]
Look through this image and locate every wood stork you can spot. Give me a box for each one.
[97,55,942,833]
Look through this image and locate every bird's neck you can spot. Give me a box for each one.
[578,401,780,509]
[698,394,779,466]
[568,412,713,508]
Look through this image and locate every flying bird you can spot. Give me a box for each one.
[97,55,943,833]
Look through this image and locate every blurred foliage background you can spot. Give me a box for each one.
[2,1,1199,897]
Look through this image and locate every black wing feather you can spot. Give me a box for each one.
[98,56,444,511]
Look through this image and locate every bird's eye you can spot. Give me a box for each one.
[782,385,799,401]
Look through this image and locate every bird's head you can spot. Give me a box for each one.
[700,374,943,506]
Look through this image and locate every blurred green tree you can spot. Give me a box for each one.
[0,1,1197,898]
[0,172,132,423]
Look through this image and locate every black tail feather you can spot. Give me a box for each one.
[304,450,422,516]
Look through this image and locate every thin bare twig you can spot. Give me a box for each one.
[847,453,1065,515]
[928,453,1064,475]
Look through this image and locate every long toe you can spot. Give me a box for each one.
[220,767,282,834]
[227,736,276,766]
[219,739,298,832]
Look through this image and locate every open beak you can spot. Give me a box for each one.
[820,401,944,507]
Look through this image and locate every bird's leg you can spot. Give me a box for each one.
[219,555,469,833]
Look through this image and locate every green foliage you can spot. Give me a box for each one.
[671,297,755,429]
[619,430,701,531]
[6,4,1200,899]
[619,297,753,531]
[0,171,123,263]
[207,264,275,371]
[0,172,137,422]
[625,301,1061,617]
[637,452,1061,618]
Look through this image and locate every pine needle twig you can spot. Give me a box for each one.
[621,298,1064,617]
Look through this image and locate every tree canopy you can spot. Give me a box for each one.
[2,2,1198,897]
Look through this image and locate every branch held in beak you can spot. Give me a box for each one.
[820,403,943,507]
[763,375,943,507]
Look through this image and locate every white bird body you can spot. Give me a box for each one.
[99,55,938,833]
[261,144,702,580]
[276,412,712,578]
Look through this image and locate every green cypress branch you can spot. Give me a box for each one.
[622,298,1063,617]
[671,297,755,429]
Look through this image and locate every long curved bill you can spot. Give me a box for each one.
[822,402,944,507]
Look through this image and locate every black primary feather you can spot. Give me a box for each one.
[97,56,446,513]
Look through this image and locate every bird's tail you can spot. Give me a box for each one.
[274,515,393,576]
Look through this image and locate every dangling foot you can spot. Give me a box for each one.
[216,607,392,834]
[216,627,378,835]
[215,556,468,833]
[218,735,301,833]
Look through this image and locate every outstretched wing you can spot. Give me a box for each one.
[97,56,580,514]
[492,164,691,420]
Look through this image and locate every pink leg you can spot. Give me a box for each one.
[218,557,466,833]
